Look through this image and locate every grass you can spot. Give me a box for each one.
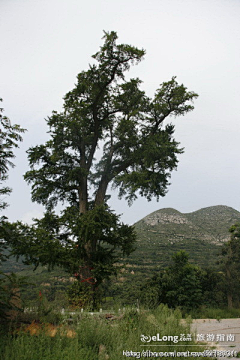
[187,307,240,320]
[0,305,204,360]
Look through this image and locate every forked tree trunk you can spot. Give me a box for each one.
[94,176,109,206]
[78,161,110,308]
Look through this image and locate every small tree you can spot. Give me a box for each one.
[220,224,240,308]
[140,251,205,310]
[163,251,203,309]
[0,99,26,262]
[10,31,198,307]
[0,99,26,323]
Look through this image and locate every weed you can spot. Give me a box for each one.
[0,305,212,360]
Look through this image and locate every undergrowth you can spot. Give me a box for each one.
[0,304,198,360]
[186,307,240,320]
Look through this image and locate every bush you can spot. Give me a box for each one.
[0,272,26,327]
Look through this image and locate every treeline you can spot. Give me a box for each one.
[139,223,240,311]
[1,223,240,319]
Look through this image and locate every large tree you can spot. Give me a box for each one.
[10,32,198,306]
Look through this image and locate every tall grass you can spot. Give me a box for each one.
[187,306,240,320]
[0,305,201,360]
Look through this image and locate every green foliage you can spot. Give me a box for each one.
[161,251,203,309]
[0,220,13,264]
[219,223,240,308]
[0,100,26,323]
[0,99,26,264]
[0,272,27,325]
[198,267,224,308]
[187,306,240,319]
[0,305,196,360]
[9,205,136,281]
[140,251,222,311]
[23,32,197,209]
[132,206,240,272]
[0,98,26,211]
[33,292,64,324]
[8,32,197,306]
[67,281,97,310]
[167,251,202,307]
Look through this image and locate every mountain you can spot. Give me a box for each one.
[125,205,240,272]
[136,205,240,243]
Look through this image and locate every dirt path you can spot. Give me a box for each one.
[191,319,240,359]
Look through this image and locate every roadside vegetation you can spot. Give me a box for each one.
[0,305,195,360]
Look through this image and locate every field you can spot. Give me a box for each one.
[0,305,208,360]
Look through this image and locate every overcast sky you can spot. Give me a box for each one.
[1,0,240,225]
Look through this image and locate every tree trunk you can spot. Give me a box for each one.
[95,176,109,206]
[79,177,88,214]
[77,262,98,310]
[227,293,233,309]
[79,147,111,308]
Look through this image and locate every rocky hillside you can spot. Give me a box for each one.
[136,205,240,243]
[126,205,240,271]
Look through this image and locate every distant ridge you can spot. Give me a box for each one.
[127,205,240,270]
[136,205,240,243]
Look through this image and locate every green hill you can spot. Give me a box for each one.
[125,205,240,272]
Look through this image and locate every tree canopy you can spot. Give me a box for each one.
[9,31,198,307]
[0,99,25,211]
[0,99,26,263]
[24,32,198,210]
[220,223,240,308]
[140,251,223,310]
[140,251,203,309]
[0,99,26,321]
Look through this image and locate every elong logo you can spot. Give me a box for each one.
[140,334,192,343]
